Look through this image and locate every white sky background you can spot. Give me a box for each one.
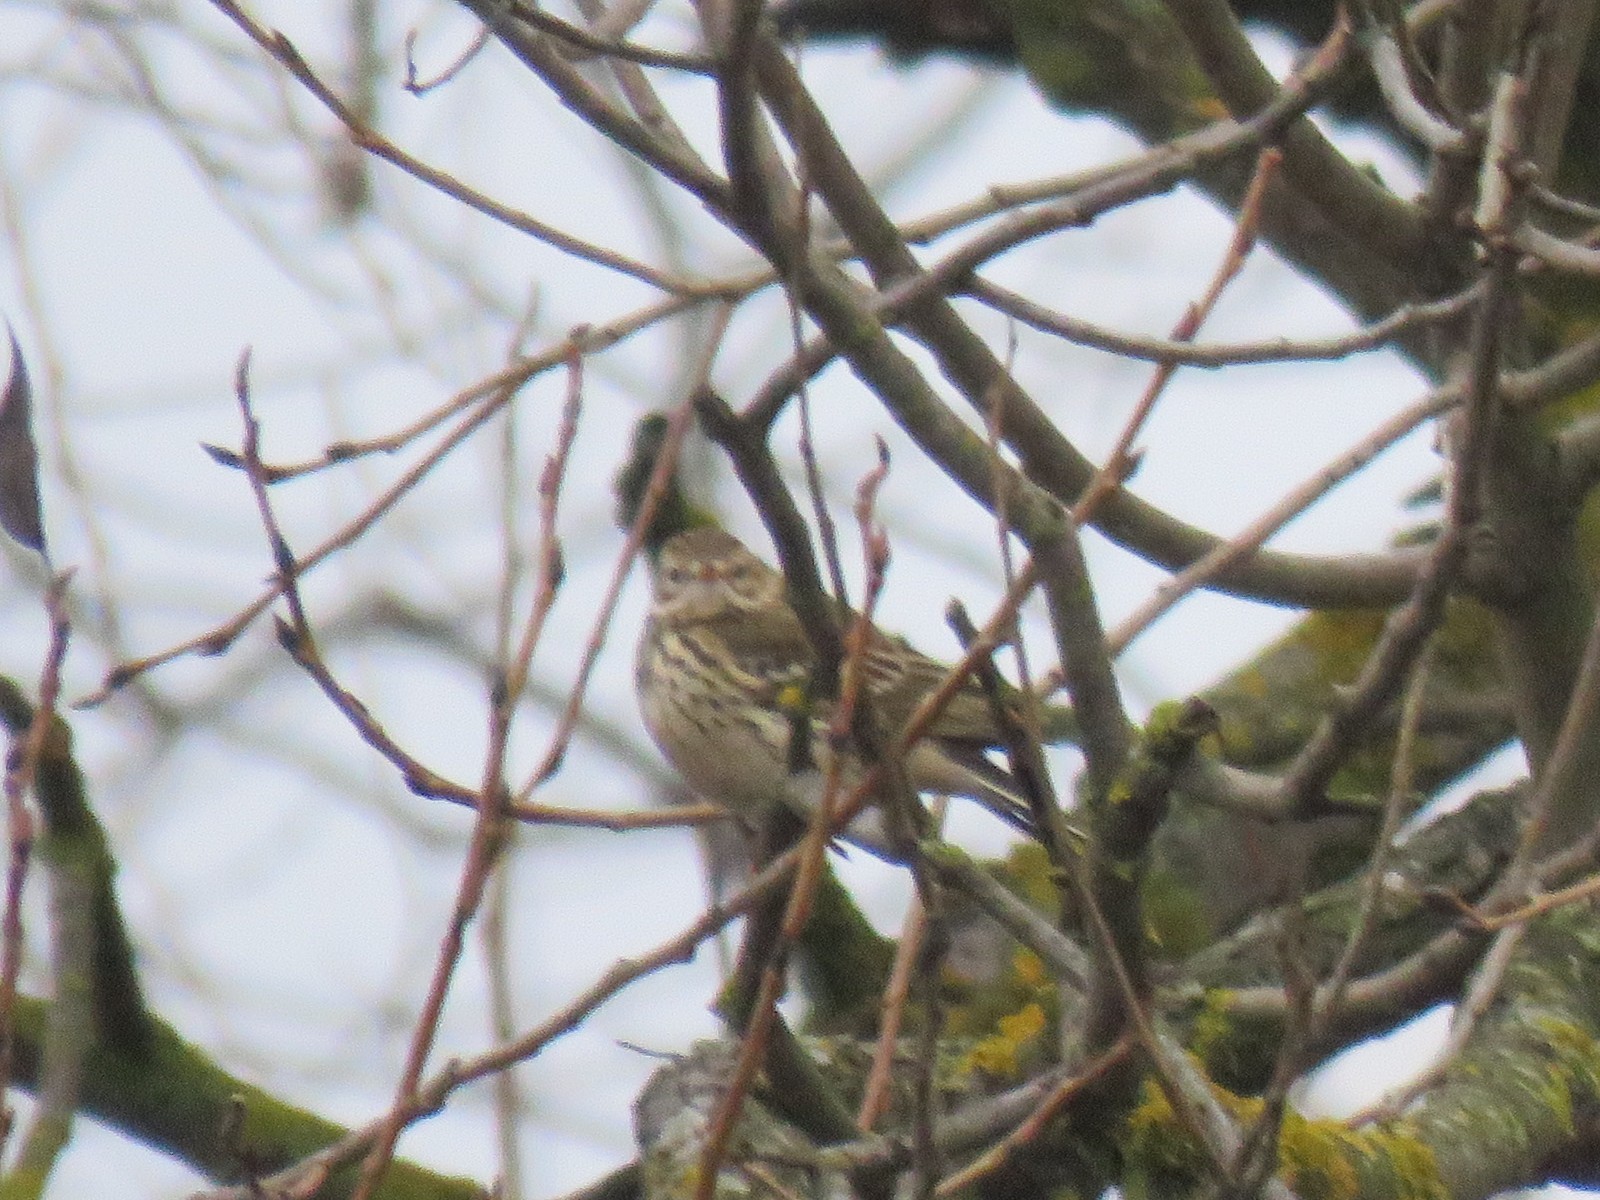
[0,3,1544,1197]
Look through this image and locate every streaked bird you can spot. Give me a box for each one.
[636,526,1046,852]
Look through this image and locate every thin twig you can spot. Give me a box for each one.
[351,340,586,1199]
[503,0,714,73]
[210,0,697,292]
[934,1035,1134,1196]
[515,318,728,799]
[1100,148,1282,490]
[1107,380,1459,656]
[856,891,927,1131]
[695,452,894,1200]
[85,341,550,702]
[970,278,1477,369]
[1321,642,1436,1014]
[0,574,71,1165]
[197,836,814,1200]
[403,23,491,93]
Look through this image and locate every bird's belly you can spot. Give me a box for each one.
[638,649,796,812]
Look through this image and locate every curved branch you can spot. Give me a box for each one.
[454,0,731,210]
[1159,0,1431,271]
[749,38,1429,610]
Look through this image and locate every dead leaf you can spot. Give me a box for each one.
[0,328,46,554]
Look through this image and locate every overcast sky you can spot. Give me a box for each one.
[0,4,1541,1197]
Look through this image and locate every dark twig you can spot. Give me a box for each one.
[502,0,714,73]
[402,23,491,93]
[971,279,1478,369]
[696,392,847,701]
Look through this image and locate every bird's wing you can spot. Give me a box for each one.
[711,605,1006,743]
[707,605,816,699]
[863,629,1002,743]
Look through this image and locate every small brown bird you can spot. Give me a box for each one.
[636,526,1044,851]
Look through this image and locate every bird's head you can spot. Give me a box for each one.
[651,528,784,622]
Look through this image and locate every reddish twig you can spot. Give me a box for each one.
[934,1034,1135,1195]
[0,572,71,1159]
[82,314,687,705]
[856,889,929,1132]
[351,344,589,1200]
[695,447,895,1200]
[191,836,812,1200]
[516,311,729,798]
[1082,148,1282,530]
[502,345,584,704]
[1106,380,1458,655]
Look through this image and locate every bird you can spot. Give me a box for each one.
[635,525,1049,853]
